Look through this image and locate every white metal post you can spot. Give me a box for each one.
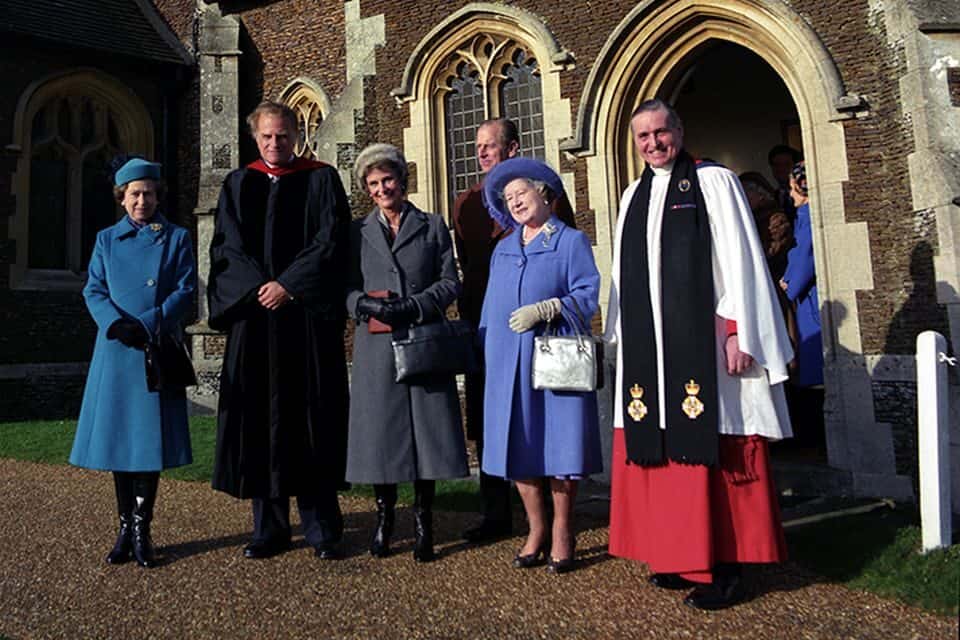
[916,330,952,552]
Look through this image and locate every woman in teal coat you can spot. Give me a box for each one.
[69,157,197,568]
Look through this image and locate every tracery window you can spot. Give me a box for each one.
[281,81,328,160]
[437,34,545,211]
[28,95,124,273]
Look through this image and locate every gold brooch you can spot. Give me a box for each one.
[681,379,704,419]
[149,223,163,232]
[678,178,691,193]
[627,384,648,422]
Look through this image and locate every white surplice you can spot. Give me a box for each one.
[605,162,794,440]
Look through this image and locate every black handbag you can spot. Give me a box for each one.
[144,333,198,392]
[391,318,480,383]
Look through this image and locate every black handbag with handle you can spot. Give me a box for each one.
[144,333,198,392]
[390,294,481,383]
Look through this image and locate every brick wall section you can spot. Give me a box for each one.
[231,0,346,165]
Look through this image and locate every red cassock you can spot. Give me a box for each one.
[608,429,786,583]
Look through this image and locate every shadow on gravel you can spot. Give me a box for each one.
[159,532,254,563]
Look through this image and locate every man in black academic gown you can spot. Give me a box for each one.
[208,101,351,560]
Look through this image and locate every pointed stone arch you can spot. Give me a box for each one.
[277,77,333,160]
[9,68,154,289]
[391,3,575,216]
[568,0,904,493]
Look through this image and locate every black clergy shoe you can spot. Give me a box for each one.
[648,573,697,590]
[242,538,290,559]
[463,519,512,544]
[313,543,341,560]
[683,576,747,610]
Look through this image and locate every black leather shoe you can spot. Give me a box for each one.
[545,536,576,575]
[512,546,546,569]
[545,555,575,574]
[314,543,340,560]
[463,519,512,544]
[242,538,290,559]
[649,573,696,590]
[683,576,747,610]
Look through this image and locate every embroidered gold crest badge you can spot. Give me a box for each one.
[678,178,691,193]
[627,384,648,422]
[681,378,704,419]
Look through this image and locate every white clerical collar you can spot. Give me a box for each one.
[651,161,675,176]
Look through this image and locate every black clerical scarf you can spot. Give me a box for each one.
[619,150,719,467]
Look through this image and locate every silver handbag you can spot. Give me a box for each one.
[531,299,602,392]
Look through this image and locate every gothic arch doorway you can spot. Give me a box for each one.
[662,41,827,461]
[564,0,885,484]
[665,42,800,180]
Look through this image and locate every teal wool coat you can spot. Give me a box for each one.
[70,215,196,472]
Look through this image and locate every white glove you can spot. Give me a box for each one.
[508,298,562,333]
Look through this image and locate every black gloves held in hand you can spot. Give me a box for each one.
[355,295,390,322]
[355,295,420,327]
[382,297,420,327]
[107,319,150,349]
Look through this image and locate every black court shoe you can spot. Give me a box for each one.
[649,573,697,590]
[683,565,746,610]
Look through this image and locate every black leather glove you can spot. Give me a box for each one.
[355,295,390,322]
[107,319,150,349]
[382,297,421,327]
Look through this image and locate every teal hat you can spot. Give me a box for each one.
[114,158,161,187]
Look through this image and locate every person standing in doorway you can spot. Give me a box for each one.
[767,144,802,221]
[453,118,576,543]
[208,101,351,561]
[607,99,794,610]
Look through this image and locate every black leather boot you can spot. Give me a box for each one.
[106,472,135,565]
[412,480,436,562]
[370,484,397,558]
[131,473,160,568]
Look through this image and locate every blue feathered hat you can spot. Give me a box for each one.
[483,157,565,230]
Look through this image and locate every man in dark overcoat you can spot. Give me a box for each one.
[208,101,351,560]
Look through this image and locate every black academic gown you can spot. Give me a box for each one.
[208,162,350,499]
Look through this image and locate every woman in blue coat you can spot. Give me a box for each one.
[779,161,825,447]
[69,157,197,568]
[480,158,602,574]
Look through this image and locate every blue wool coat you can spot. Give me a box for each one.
[479,218,602,479]
[783,203,824,387]
[70,215,196,472]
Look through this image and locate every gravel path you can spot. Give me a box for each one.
[0,459,955,640]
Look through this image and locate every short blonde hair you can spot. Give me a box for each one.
[246,101,297,138]
[353,143,408,192]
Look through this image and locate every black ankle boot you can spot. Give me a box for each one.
[131,473,160,568]
[106,473,135,564]
[370,484,397,558]
[412,480,436,562]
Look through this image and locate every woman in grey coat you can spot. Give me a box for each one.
[346,143,468,562]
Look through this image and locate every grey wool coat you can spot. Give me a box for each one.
[344,203,469,484]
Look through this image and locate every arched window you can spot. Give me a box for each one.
[10,70,153,289]
[278,79,332,160]
[28,96,123,271]
[436,34,545,211]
